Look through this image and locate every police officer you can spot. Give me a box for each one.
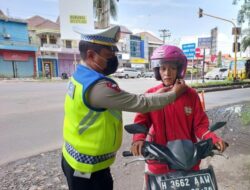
[61,25,187,190]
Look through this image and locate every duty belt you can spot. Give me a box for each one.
[65,142,116,164]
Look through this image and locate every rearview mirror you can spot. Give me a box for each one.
[209,121,227,132]
[124,124,148,134]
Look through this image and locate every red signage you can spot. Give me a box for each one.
[3,52,29,61]
[195,48,203,58]
[211,55,217,62]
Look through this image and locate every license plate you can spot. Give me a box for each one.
[160,173,215,190]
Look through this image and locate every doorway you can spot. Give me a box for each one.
[43,62,52,78]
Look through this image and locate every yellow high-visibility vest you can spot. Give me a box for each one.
[62,65,123,173]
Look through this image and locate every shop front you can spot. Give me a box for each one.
[0,50,36,78]
[58,52,80,78]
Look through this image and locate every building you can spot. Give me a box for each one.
[0,12,37,78]
[27,16,60,78]
[27,16,81,78]
[137,32,163,69]
[115,25,132,67]
[117,30,163,69]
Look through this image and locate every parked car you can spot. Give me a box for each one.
[204,68,228,80]
[144,71,154,78]
[113,67,141,79]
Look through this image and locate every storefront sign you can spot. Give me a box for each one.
[130,58,148,64]
[3,52,29,61]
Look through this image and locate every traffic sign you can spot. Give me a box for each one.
[182,43,196,59]
[198,37,211,49]
[195,47,203,58]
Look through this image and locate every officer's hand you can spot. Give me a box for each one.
[215,140,228,153]
[172,79,188,98]
[131,141,144,156]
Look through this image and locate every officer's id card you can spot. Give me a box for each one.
[67,81,75,99]
[73,170,91,179]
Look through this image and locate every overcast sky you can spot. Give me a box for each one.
[0,0,242,53]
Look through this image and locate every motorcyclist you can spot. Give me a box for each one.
[131,45,227,176]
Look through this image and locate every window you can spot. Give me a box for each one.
[65,40,72,48]
[130,40,141,57]
[41,35,47,46]
[49,36,57,44]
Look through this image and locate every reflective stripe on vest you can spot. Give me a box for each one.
[78,111,101,135]
[108,110,122,121]
[78,110,122,135]
[65,142,116,164]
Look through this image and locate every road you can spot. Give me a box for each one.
[0,78,249,165]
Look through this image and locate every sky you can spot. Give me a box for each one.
[0,0,243,53]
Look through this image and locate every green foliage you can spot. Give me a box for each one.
[217,51,222,67]
[233,0,250,24]
[233,0,250,50]
[190,80,234,88]
[93,0,117,20]
[242,35,250,51]
[186,68,198,75]
[240,105,250,126]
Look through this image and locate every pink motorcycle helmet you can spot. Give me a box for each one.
[151,45,187,80]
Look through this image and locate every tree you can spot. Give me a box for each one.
[233,0,250,51]
[93,0,118,29]
[217,51,222,67]
[242,35,250,50]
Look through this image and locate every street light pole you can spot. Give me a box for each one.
[198,8,238,81]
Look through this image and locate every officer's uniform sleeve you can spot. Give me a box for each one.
[87,79,176,113]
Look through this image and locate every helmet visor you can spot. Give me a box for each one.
[151,59,179,69]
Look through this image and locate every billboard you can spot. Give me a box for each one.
[210,27,218,55]
[59,0,94,40]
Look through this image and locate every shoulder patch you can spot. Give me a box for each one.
[67,81,75,99]
[106,82,121,92]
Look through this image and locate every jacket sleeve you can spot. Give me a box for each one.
[192,91,222,144]
[88,80,176,113]
[132,111,152,142]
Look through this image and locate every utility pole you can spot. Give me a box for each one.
[198,8,239,82]
[159,29,171,44]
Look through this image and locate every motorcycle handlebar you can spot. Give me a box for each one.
[212,141,229,150]
[122,151,133,157]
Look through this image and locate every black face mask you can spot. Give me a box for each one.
[103,56,119,76]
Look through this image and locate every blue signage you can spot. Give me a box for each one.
[198,37,212,49]
[182,43,196,59]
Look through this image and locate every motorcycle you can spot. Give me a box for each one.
[122,122,229,190]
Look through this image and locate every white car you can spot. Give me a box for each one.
[204,68,228,80]
[113,67,141,79]
[144,71,154,78]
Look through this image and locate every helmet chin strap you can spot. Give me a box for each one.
[163,83,172,88]
[162,77,178,87]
